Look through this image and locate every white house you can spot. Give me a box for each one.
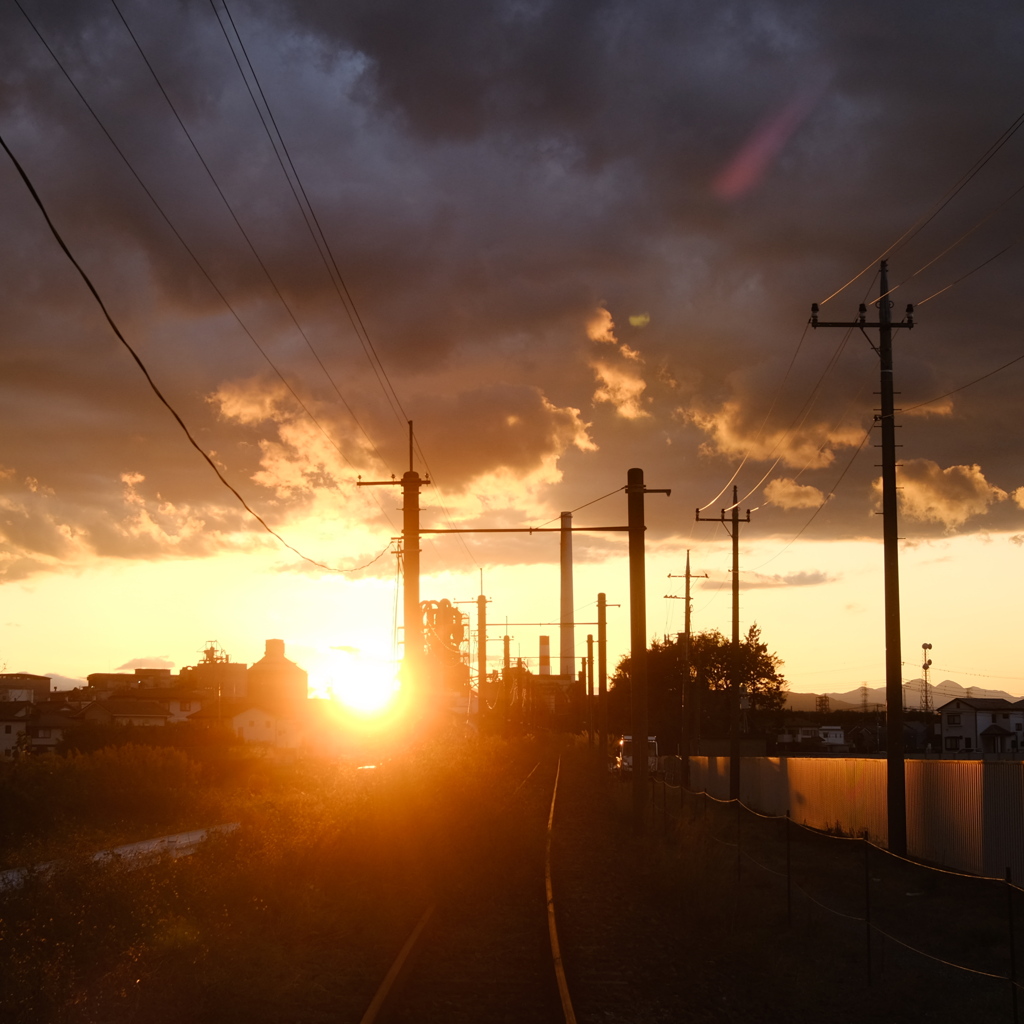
[938,697,1024,754]
[188,702,299,748]
[0,703,31,757]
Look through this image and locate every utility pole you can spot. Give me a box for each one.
[477,590,488,719]
[358,422,430,688]
[560,512,575,679]
[811,260,914,856]
[597,592,617,762]
[586,633,595,747]
[667,551,708,761]
[696,486,752,801]
[628,468,671,834]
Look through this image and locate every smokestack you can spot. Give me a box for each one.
[539,635,551,675]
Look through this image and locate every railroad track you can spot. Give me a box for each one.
[359,756,576,1024]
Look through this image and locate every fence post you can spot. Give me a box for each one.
[786,811,792,929]
[863,833,872,985]
[1008,868,1019,1024]
[736,799,742,885]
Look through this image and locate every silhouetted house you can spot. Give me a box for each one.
[188,701,298,747]
[247,639,308,714]
[80,699,171,728]
[116,689,204,724]
[0,702,32,756]
[777,723,847,752]
[25,705,78,753]
[86,668,175,696]
[0,673,51,703]
[939,697,1024,754]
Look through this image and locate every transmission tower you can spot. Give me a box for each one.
[921,643,933,713]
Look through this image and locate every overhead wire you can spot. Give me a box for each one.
[0,129,388,574]
[890,180,1024,297]
[916,242,1017,306]
[818,105,1024,307]
[12,0,399,534]
[749,424,873,573]
[108,0,393,474]
[532,485,626,529]
[210,0,410,432]
[210,1,482,575]
[904,351,1024,412]
[696,322,811,511]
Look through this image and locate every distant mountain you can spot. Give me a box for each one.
[784,692,859,712]
[784,679,1023,713]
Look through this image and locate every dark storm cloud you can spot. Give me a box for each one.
[1,0,1024,578]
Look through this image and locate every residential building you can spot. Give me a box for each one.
[0,702,32,756]
[188,702,299,748]
[79,700,172,728]
[938,697,1024,754]
[776,723,848,752]
[0,673,51,702]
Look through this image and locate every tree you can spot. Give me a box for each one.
[609,623,787,751]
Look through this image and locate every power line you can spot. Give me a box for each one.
[207,1,482,572]
[108,0,393,473]
[749,425,873,572]
[0,129,388,574]
[916,242,1017,306]
[12,0,399,534]
[819,106,1024,307]
[211,0,410,434]
[697,322,812,511]
[533,485,625,529]
[904,351,1024,412]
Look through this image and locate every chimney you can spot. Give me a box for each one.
[265,639,285,659]
[539,635,550,675]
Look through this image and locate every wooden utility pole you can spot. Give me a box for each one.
[811,260,914,855]
[628,468,671,834]
[586,633,595,746]
[668,550,707,760]
[597,592,615,761]
[696,486,752,801]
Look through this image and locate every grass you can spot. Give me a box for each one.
[0,731,548,1024]
[615,776,1018,1023]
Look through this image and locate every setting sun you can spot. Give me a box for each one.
[322,649,402,716]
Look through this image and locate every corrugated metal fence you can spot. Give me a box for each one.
[687,756,1024,879]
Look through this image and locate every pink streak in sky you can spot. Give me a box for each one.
[713,84,825,200]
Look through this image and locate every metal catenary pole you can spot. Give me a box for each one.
[627,468,671,834]
[357,421,428,688]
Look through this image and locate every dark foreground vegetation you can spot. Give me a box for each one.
[0,736,546,1023]
[1,738,1014,1023]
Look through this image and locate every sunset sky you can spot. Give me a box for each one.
[1,0,1024,698]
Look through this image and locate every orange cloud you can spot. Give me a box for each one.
[587,306,618,343]
[764,477,825,510]
[685,401,862,469]
[880,459,1008,529]
[592,360,650,419]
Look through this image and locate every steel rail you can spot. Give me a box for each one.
[547,757,578,1024]
[359,903,436,1024]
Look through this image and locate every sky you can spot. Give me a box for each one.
[1,0,1024,698]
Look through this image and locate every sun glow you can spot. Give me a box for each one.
[321,648,402,716]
